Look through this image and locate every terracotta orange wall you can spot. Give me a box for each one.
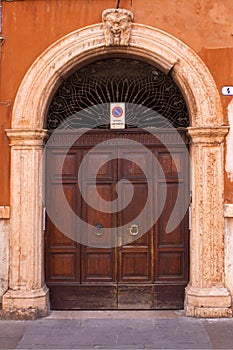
[1,0,233,204]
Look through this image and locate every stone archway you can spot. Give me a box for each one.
[2,17,231,318]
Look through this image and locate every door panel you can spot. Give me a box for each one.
[157,252,185,279]
[158,182,184,247]
[117,154,153,310]
[158,152,183,177]
[82,183,115,246]
[82,150,117,180]
[49,253,77,280]
[118,150,149,179]
[45,130,189,310]
[118,182,149,235]
[118,285,154,309]
[153,284,186,309]
[120,251,151,281]
[49,285,117,310]
[81,249,116,282]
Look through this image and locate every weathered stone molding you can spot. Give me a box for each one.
[0,218,9,303]
[224,203,233,312]
[11,23,223,129]
[4,21,231,318]
[185,286,232,318]
[187,126,229,143]
[2,285,49,320]
[226,99,233,181]
[6,129,48,147]
[2,129,49,319]
[185,126,231,317]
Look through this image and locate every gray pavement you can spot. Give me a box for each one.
[0,311,233,349]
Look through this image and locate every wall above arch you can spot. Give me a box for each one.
[11,22,223,130]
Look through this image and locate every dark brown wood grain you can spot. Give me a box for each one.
[45,129,189,309]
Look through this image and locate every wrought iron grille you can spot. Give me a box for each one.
[46,58,189,130]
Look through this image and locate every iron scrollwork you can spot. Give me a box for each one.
[47,58,189,130]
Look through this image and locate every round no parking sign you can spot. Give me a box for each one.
[110,103,125,129]
[112,106,124,118]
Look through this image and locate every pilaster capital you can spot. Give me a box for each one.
[6,129,48,147]
[187,126,229,144]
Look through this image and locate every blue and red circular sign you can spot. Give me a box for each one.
[112,106,124,118]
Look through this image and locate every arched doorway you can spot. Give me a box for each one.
[2,20,231,318]
[44,58,190,309]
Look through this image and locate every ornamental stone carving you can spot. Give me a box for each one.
[102,8,134,46]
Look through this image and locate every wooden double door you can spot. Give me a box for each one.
[45,129,189,309]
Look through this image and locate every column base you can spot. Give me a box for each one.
[185,284,232,318]
[1,285,49,320]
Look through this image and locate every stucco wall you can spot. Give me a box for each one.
[0,0,233,205]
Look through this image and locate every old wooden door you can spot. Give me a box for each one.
[45,129,189,309]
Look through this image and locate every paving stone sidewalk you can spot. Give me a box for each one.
[0,311,233,349]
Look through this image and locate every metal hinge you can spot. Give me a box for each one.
[189,191,192,230]
[189,205,192,230]
[43,207,46,231]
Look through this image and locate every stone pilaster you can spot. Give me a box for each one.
[185,126,232,317]
[0,206,10,303]
[224,204,233,307]
[2,129,49,319]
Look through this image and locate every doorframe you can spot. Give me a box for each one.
[3,21,231,318]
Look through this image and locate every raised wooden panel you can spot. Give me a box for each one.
[125,231,151,247]
[48,222,76,248]
[118,150,149,179]
[158,152,182,177]
[48,150,78,181]
[47,184,76,247]
[50,253,76,280]
[119,251,151,281]
[83,183,116,247]
[158,183,184,246]
[157,252,184,279]
[119,182,149,230]
[82,150,116,180]
[81,250,115,281]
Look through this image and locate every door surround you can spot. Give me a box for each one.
[3,20,231,318]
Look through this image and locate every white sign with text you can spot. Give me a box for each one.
[110,103,125,129]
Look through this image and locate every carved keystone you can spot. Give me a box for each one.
[102,8,134,46]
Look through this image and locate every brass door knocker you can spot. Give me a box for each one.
[129,223,139,236]
[95,223,103,236]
